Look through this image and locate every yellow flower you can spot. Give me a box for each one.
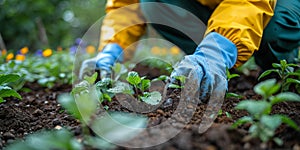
[170,46,181,55]
[43,49,53,57]
[86,45,96,54]
[6,53,14,61]
[16,54,25,61]
[151,46,161,55]
[20,46,29,54]
[1,49,7,55]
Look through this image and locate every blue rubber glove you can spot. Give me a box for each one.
[79,43,123,79]
[170,32,237,102]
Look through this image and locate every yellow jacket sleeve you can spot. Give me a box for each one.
[205,0,276,67]
[99,0,146,52]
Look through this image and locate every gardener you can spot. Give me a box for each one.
[80,0,300,102]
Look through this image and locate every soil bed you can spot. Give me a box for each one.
[0,67,300,150]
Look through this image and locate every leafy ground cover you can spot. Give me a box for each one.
[1,61,300,149]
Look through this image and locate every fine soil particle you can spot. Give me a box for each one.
[1,69,300,149]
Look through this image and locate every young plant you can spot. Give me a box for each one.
[258,60,300,92]
[232,79,300,145]
[0,73,22,103]
[225,68,242,99]
[108,71,162,105]
[168,75,186,89]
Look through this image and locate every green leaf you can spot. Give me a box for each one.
[285,78,300,85]
[96,78,112,88]
[235,100,271,116]
[140,91,162,105]
[0,86,22,100]
[126,71,141,86]
[91,112,147,143]
[107,81,133,95]
[58,93,81,120]
[6,128,82,150]
[275,114,300,131]
[0,73,21,85]
[139,79,150,91]
[174,75,186,84]
[273,137,283,146]
[260,115,282,130]
[112,63,128,80]
[152,75,169,82]
[258,69,279,80]
[84,72,98,84]
[270,92,300,105]
[168,83,183,89]
[103,93,112,102]
[272,63,282,69]
[231,116,253,128]
[0,97,4,103]
[254,79,280,98]
[225,92,243,99]
[71,80,89,95]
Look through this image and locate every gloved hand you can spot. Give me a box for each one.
[170,32,237,102]
[79,43,123,79]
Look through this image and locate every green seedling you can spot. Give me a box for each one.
[258,60,300,92]
[0,73,22,103]
[108,71,162,105]
[225,68,242,99]
[168,75,186,89]
[232,79,300,145]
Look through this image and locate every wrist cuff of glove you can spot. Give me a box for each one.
[102,43,124,62]
[195,32,237,68]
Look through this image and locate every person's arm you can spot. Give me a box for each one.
[204,0,276,67]
[99,0,147,52]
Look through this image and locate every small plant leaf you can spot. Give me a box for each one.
[270,92,300,105]
[260,115,282,130]
[273,137,283,146]
[258,69,280,81]
[152,75,169,82]
[225,92,243,99]
[107,81,133,95]
[71,80,90,95]
[140,79,150,91]
[272,63,282,69]
[235,100,271,116]
[168,83,183,89]
[140,91,162,105]
[91,112,147,143]
[254,79,280,98]
[84,72,98,84]
[126,71,141,86]
[0,73,21,85]
[275,114,300,131]
[285,78,300,85]
[0,86,22,100]
[175,75,186,84]
[231,116,253,128]
[58,93,81,120]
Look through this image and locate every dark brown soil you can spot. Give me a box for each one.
[0,67,300,150]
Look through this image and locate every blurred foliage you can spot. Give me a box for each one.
[0,0,106,50]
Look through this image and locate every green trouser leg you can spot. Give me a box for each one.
[254,0,300,70]
[140,0,212,54]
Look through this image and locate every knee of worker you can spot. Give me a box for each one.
[261,0,300,54]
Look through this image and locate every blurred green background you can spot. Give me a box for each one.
[0,0,106,51]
